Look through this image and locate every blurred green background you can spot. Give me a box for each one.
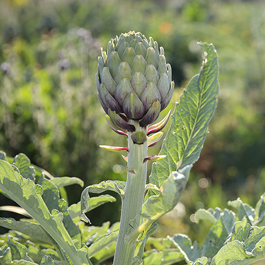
[0,0,265,246]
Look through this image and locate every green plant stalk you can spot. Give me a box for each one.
[113,121,148,265]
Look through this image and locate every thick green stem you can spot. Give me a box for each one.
[113,122,148,265]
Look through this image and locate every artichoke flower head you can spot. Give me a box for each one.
[96,31,174,134]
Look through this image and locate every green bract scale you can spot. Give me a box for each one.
[96,31,174,132]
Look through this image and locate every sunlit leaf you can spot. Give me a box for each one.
[0,160,88,265]
[68,195,116,219]
[150,43,219,188]
[87,230,118,259]
[50,177,84,188]
[142,249,183,265]
[40,255,54,265]
[81,180,125,223]
[173,201,265,265]
[0,243,12,263]
[7,236,34,262]
[228,197,255,224]
[12,153,36,181]
[0,218,54,245]
[255,193,265,226]
[38,174,81,248]
[195,209,216,224]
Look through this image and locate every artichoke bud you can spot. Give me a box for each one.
[97,31,174,132]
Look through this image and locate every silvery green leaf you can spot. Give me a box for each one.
[87,230,118,260]
[7,236,34,262]
[68,195,116,219]
[12,153,36,181]
[81,180,125,223]
[228,198,255,224]
[50,177,84,188]
[0,151,7,161]
[195,209,216,224]
[255,193,265,226]
[142,249,183,265]
[0,218,54,245]
[38,174,81,248]
[0,160,88,265]
[173,203,265,265]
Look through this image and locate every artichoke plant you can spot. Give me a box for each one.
[96,32,174,265]
[96,31,174,134]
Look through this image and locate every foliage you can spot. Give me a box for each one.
[173,195,265,264]
[1,152,265,264]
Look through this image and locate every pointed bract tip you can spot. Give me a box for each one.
[105,115,128,136]
[100,145,128,152]
[108,110,136,132]
[143,155,167,163]
[148,131,163,147]
[147,109,171,135]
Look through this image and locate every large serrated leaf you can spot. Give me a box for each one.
[172,209,235,263]
[0,160,88,265]
[150,43,219,188]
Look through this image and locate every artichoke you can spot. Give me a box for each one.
[96,31,174,132]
